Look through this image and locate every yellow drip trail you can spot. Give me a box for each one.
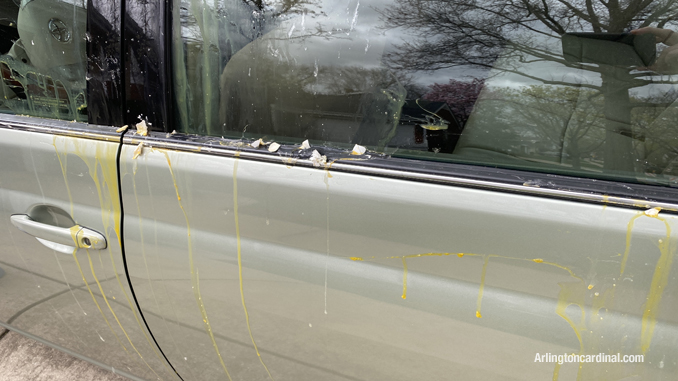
[56,139,132,356]
[52,144,88,317]
[70,247,128,352]
[132,163,190,373]
[555,281,586,380]
[90,143,170,373]
[85,250,160,378]
[616,211,676,355]
[56,137,170,375]
[601,195,609,212]
[640,217,673,355]
[162,151,233,381]
[350,252,579,320]
[476,255,490,318]
[397,253,458,300]
[552,362,561,381]
[233,159,275,380]
[620,214,643,277]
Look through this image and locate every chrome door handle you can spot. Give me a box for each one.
[10,214,107,250]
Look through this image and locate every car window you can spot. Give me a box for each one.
[0,0,87,122]
[173,0,678,187]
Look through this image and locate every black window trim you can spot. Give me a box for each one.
[6,0,677,211]
[2,113,677,212]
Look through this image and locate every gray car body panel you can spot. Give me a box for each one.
[117,132,678,380]
[0,120,178,380]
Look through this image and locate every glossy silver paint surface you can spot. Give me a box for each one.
[0,122,177,380]
[121,133,678,380]
[0,116,677,380]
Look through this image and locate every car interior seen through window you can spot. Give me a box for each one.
[0,0,87,122]
[3,1,678,381]
[175,0,678,188]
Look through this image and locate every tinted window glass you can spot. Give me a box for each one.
[174,0,678,186]
[0,0,87,122]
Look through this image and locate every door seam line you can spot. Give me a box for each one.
[115,129,185,381]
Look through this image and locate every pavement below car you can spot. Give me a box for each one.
[0,328,127,381]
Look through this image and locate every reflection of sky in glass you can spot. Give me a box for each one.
[181,0,678,98]
[21,0,85,9]
[173,0,678,186]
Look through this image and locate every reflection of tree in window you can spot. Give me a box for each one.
[381,0,678,176]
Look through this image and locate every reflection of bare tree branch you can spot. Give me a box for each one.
[245,0,323,17]
[380,0,678,89]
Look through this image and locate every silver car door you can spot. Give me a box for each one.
[0,117,176,381]
[0,0,177,378]
[122,0,678,380]
[121,137,678,381]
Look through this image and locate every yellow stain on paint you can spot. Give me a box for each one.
[395,253,459,300]
[620,214,644,277]
[233,159,275,380]
[351,251,580,317]
[85,249,159,378]
[552,362,561,381]
[130,161,185,369]
[333,209,677,377]
[476,256,489,318]
[55,137,166,375]
[640,217,673,355]
[162,151,233,381]
[69,246,128,352]
[52,136,140,354]
[555,280,586,380]
[615,211,675,355]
